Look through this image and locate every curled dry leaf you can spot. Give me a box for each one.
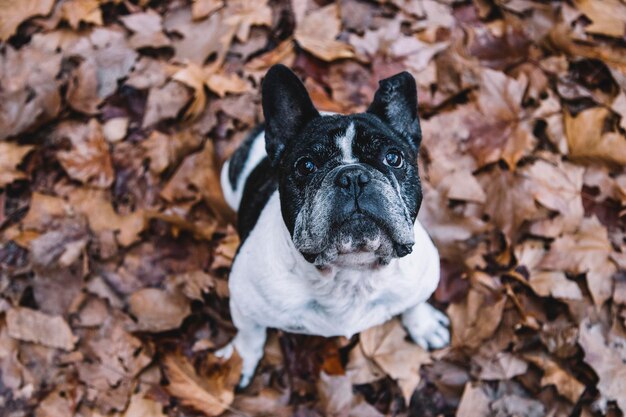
[6,307,77,351]
[56,119,114,188]
[163,352,242,416]
[294,4,355,62]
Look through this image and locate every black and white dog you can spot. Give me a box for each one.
[219,65,449,386]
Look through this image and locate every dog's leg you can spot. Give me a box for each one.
[401,302,450,350]
[215,304,267,387]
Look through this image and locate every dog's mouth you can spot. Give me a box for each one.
[300,211,414,268]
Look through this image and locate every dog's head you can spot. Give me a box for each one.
[262,65,423,269]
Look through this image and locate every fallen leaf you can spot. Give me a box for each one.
[529,271,583,300]
[123,392,168,417]
[120,10,171,49]
[524,352,585,404]
[564,107,626,167]
[56,119,115,188]
[0,0,55,41]
[225,0,272,42]
[540,216,617,307]
[0,142,33,187]
[205,72,250,97]
[192,0,224,20]
[142,80,191,127]
[6,307,77,350]
[574,0,626,38]
[294,4,355,62]
[448,285,506,350]
[163,352,241,416]
[129,288,191,332]
[60,0,103,29]
[578,321,626,412]
[456,383,491,417]
[349,319,431,402]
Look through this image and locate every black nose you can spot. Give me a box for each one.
[335,165,371,193]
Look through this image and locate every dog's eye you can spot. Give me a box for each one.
[384,150,403,168]
[295,157,317,175]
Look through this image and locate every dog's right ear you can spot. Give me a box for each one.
[262,65,320,166]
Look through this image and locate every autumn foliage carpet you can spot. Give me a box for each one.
[1,0,626,416]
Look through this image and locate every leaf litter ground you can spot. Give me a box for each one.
[0,0,625,416]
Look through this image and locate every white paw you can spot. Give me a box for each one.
[403,303,450,350]
[215,340,258,388]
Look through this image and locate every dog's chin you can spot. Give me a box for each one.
[299,213,413,269]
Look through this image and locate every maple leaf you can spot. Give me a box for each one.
[466,69,535,168]
[55,119,115,188]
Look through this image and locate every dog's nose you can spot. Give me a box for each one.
[335,165,371,193]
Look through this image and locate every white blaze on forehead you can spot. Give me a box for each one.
[336,122,357,163]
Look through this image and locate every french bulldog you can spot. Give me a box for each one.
[218,65,449,387]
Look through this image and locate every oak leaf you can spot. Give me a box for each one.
[294,4,355,62]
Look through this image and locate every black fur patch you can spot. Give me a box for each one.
[237,156,277,242]
[228,124,265,190]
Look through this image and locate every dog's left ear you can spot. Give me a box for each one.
[367,72,421,148]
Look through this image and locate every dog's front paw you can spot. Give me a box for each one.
[214,340,259,388]
[402,302,450,350]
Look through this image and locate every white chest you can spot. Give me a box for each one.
[228,192,440,338]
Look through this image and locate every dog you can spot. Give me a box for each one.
[218,65,449,387]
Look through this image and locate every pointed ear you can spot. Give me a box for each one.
[367,72,422,148]
[262,65,320,165]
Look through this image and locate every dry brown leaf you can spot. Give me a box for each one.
[0,0,55,41]
[349,319,431,402]
[66,58,101,114]
[163,353,241,416]
[6,307,77,350]
[192,0,224,20]
[475,351,528,380]
[466,69,535,168]
[225,0,272,42]
[294,4,355,62]
[540,216,616,307]
[205,72,250,98]
[68,187,145,246]
[120,10,171,49]
[103,117,129,143]
[574,0,626,38]
[142,130,203,174]
[0,142,33,187]
[529,271,583,300]
[448,285,506,350]
[60,0,103,29]
[564,107,626,167]
[0,44,62,140]
[129,288,191,332]
[456,383,491,417]
[56,119,114,188]
[578,321,626,412]
[164,7,236,65]
[123,392,167,417]
[142,80,191,128]
[161,141,231,222]
[524,352,585,404]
